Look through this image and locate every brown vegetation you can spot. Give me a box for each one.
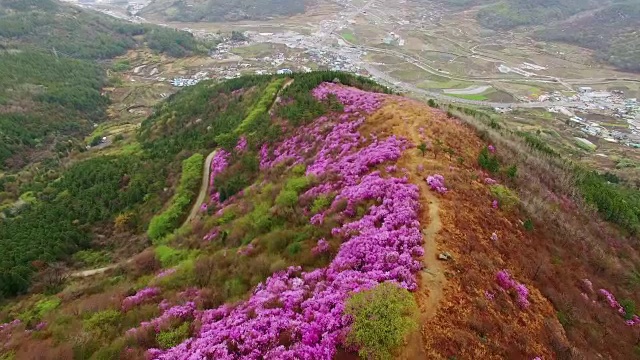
[362,98,640,358]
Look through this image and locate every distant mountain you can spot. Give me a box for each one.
[475,0,601,30]
[140,0,308,22]
[440,0,640,72]
[0,0,203,59]
[536,1,640,72]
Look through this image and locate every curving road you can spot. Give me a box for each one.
[70,80,295,278]
[364,65,583,108]
[71,150,217,278]
[183,149,217,226]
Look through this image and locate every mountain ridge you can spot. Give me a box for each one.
[2,72,640,359]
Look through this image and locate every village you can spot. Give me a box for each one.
[543,87,640,147]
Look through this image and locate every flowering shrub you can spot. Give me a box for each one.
[209,149,230,202]
[496,270,516,289]
[581,278,594,294]
[122,287,161,312]
[514,284,530,309]
[203,228,219,242]
[128,301,197,339]
[485,290,495,300]
[495,270,530,309]
[312,238,329,255]
[310,213,325,225]
[235,136,247,153]
[598,289,640,326]
[488,144,496,153]
[0,319,21,344]
[484,178,498,185]
[426,174,447,194]
[144,83,424,359]
[237,244,255,256]
[312,82,382,114]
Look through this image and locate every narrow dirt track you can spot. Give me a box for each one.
[401,107,447,360]
[71,151,217,278]
[72,79,295,278]
[183,149,217,226]
[364,99,448,359]
[70,264,115,278]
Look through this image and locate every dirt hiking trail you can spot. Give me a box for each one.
[365,99,448,359]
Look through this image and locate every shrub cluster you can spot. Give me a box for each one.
[148,153,204,241]
[345,282,418,360]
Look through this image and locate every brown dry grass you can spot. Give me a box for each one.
[362,97,640,359]
[360,98,560,359]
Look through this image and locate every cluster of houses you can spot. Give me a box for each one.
[170,78,201,87]
[541,87,640,148]
[169,71,210,87]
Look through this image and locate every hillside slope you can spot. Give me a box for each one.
[0,0,205,170]
[2,73,640,359]
[140,0,308,22]
[536,1,640,72]
[440,0,640,72]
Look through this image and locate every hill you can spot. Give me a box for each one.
[0,0,203,59]
[0,0,206,170]
[440,0,640,72]
[140,0,308,22]
[474,0,601,30]
[536,0,640,72]
[1,72,640,359]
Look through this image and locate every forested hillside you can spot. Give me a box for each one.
[0,0,206,169]
[140,0,308,22]
[0,0,203,59]
[0,71,386,298]
[475,0,600,29]
[0,52,106,168]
